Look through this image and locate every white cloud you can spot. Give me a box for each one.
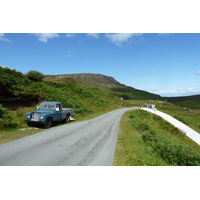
[33,33,59,42]
[86,33,100,38]
[105,33,143,46]
[196,70,200,75]
[66,33,75,38]
[0,33,10,42]
[153,88,200,97]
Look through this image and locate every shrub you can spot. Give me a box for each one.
[0,104,18,129]
[26,70,44,82]
[142,131,200,166]
[173,115,189,125]
[129,110,200,166]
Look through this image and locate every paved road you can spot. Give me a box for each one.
[0,107,138,166]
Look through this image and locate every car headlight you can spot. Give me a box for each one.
[26,114,30,118]
[40,116,44,119]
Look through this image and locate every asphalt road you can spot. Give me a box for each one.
[0,107,138,166]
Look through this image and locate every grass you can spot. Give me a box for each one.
[147,100,200,133]
[126,100,200,133]
[0,128,43,144]
[113,111,170,166]
[113,109,200,166]
[166,95,200,110]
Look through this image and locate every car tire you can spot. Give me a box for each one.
[44,118,52,129]
[64,115,70,123]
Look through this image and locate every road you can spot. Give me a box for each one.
[0,107,139,166]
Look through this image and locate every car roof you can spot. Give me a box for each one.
[41,101,61,104]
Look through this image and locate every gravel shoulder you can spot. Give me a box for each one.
[141,108,200,145]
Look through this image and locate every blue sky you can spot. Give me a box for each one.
[1,33,200,97]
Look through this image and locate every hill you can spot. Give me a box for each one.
[44,73,122,87]
[44,73,162,100]
[0,67,162,107]
[166,95,200,110]
[0,66,162,132]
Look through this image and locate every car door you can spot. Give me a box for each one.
[55,104,62,121]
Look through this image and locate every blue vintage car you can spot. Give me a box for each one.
[26,101,74,128]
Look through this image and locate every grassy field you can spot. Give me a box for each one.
[113,109,200,166]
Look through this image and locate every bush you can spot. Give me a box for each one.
[0,66,28,92]
[26,70,44,82]
[142,131,200,166]
[173,115,189,125]
[0,104,18,129]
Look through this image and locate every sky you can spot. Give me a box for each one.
[1,33,200,97]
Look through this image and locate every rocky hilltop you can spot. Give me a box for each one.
[44,73,123,87]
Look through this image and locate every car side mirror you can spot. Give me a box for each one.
[55,108,59,111]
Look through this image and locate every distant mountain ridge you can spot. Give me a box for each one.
[44,73,122,87]
[166,95,200,110]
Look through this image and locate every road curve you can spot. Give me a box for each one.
[0,107,138,166]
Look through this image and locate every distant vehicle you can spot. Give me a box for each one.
[26,101,74,128]
[147,104,155,109]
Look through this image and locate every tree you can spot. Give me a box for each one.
[26,70,44,82]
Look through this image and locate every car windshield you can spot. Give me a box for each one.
[39,103,56,109]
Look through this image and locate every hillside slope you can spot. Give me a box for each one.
[0,67,162,113]
[44,73,122,87]
[44,73,162,100]
[166,95,200,110]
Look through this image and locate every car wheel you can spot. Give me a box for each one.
[44,118,52,128]
[64,115,70,123]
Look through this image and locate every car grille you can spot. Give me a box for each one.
[31,113,40,121]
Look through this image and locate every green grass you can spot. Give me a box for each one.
[166,95,200,110]
[113,109,200,166]
[0,128,44,144]
[127,100,200,133]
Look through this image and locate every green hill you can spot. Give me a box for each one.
[0,67,162,108]
[44,73,162,100]
[166,95,200,110]
[44,73,122,87]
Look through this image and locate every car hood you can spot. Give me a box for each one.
[32,110,55,114]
